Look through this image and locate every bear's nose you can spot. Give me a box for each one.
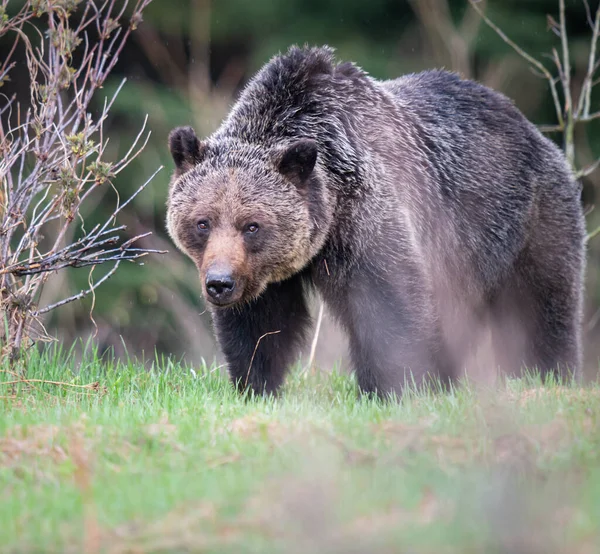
[205,271,236,303]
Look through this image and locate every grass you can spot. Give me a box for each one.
[1,346,600,553]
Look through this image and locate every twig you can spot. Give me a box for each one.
[33,261,121,315]
[577,2,600,118]
[558,0,576,167]
[587,225,600,241]
[538,123,564,133]
[578,111,600,123]
[576,159,600,179]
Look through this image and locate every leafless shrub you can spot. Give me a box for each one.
[0,0,164,364]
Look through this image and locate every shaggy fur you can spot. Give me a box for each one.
[166,45,586,398]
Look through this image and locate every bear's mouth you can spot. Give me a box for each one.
[205,295,240,308]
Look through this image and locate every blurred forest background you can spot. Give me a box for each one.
[3,0,600,377]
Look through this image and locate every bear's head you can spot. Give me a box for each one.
[166,126,333,307]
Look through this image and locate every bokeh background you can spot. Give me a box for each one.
[4,0,600,377]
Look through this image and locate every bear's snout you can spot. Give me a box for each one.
[205,267,238,306]
[205,268,235,304]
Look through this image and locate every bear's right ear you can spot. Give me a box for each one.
[168,126,208,176]
[272,139,318,187]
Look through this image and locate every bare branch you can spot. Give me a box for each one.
[33,261,122,316]
[468,0,564,128]
[583,0,595,29]
[575,159,600,179]
[538,124,564,133]
[578,110,600,123]
[577,3,600,119]
[558,0,576,167]
[588,225,600,241]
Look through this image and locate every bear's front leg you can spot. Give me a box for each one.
[335,269,451,399]
[211,274,312,395]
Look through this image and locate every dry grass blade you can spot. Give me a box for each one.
[244,330,282,389]
[305,300,324,374]
[0,376,101,390]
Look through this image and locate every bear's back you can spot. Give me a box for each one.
[381,70,541,168]
[378,70,578,288]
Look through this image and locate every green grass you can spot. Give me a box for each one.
[1,347,600,553]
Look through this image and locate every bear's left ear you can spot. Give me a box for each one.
[272,139,318,186]
[168,126,208,177]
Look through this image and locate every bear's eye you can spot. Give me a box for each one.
[245,223,259,234]
[197,220,210,233]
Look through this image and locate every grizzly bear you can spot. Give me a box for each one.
[166,45,585,398]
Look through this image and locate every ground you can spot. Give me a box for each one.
[1,348,600,553]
